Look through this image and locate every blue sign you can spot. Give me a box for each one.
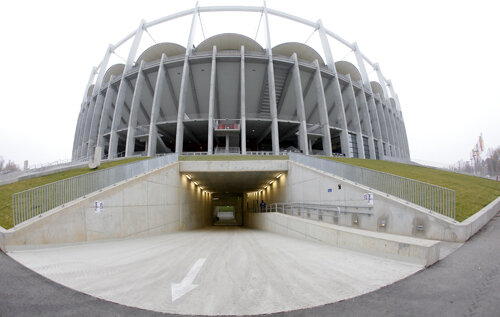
[328,188,332,193]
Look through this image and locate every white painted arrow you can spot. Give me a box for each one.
[171,258,206,302]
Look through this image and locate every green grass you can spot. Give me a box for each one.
[179,155,288,161]
[0,157,149,229]
[320,157,500,222]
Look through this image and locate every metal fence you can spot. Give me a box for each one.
[289,153,456,219]
[12,154,178,226]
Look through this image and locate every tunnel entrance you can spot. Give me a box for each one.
[211,193,244,226]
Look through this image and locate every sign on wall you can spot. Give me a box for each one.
[94,201,104,213]
[363,193,374,205]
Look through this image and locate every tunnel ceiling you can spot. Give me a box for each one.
[187,171,281,193]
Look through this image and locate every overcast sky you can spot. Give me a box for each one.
[1,0,499,168]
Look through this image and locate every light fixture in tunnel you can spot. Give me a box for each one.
[264,185,268,189]
[186,175,191,180]
[193,181,199,186]
[269,180,274,185]
[276,173,282,179]
[200,187,204,190]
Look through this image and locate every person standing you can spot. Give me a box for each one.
[260,200,266,212]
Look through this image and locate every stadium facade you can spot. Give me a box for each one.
[72,4,410,161]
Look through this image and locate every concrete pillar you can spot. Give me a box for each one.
[207,46,217,155]
[240,45,247,155]
[148,54,168,156]
[354,88,377,160]
[345,75,365,158]
[366,95,384,159]
[125,61,146,157]
[97,76,117,157]
[108,20,145,158]
[86,91,106,158]
[353,42,371,91]
[175,4,198,154]
[72,109,85,160]
[382,100,396,157]
[107,77,128,158]
[375,64,401,157]
[313,60,332,156]
[78,102,91,158]
[291,53,309,155]
[263,2,280,155]
[317,20,335,72]
[93,45,113,94]
[374,99,390,156]
[315,24,349,157]
[81,96,97,158]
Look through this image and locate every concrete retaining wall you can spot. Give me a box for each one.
[252,161,500,242]
[246,212,440,266]
[1,163,212,251]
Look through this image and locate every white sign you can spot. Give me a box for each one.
[94,201,104,213]
[363,193,374,205]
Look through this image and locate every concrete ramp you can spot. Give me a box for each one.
[247,212,440,266]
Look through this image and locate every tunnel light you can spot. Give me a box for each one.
[264,186,268,189]
[186,175,191,180]
[269,180,274,185]
[200,187,204,190]
[193,181,198,186]
[276,173,282,179]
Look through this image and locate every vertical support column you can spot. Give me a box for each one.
[86,92,105,158]
[74,67,98,159]
[343,75,365,158]
[83,45,114,159]
[94,45,114,95]
[291,53,309,155]
[353,42,371,91]
[207,46,217,155]
[376,64,402,157]
[382,100,397,157]
[240,45,247,155]
[81,96,97,158]
[263,3,280,155]
[78,102,91,158]
[355,88,377,159]
[313,60,332,156]
[367,95,384,159]
[72,109,85,160]
[387,80,410,157]
[125,61,146,157]
[108,20,145,158]
[148,54,168,156]
[96,77,117,157]
[175,4,198,153]
[318,21,350,157]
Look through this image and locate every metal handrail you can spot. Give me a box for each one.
[289,153,456,219]
[250,202,373,223]
[12,154,178,226]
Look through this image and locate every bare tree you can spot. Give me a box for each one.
[0,156,20,173]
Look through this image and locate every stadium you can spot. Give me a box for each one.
[72,4,410,161]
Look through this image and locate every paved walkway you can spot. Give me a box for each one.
[1,212,499,316]
[5,228,420,315]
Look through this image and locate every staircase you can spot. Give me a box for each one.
[258,65,289,119]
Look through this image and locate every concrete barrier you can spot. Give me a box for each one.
[1,162,212,251]
[246,212,440,266]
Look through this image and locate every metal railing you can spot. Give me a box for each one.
[12,154,178,226]
[289,153,456,219]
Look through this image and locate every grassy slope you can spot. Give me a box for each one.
[321,157,500,222]
[0,157,148,229]
[179,155,288,161]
